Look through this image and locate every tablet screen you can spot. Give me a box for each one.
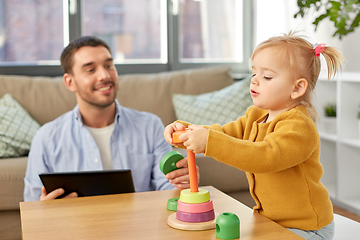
[39,169,135,199]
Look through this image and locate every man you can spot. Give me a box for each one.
[24,36,196,201]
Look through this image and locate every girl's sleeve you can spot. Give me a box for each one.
[177,106,252,139]
[204,113,319,173]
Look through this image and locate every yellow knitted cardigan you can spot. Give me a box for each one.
[179,105,333,230]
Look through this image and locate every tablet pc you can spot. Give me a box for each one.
[39,169,135,199]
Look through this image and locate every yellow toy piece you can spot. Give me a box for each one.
[179,188,210,204]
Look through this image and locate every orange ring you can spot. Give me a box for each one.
[172,129,191,143]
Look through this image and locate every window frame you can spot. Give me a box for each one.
[0,0,253,76]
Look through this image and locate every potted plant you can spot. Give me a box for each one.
[322,103,337,134]
[294,0,360,39]
[325,103,337,117]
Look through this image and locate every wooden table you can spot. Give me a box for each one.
[20,186,303,240]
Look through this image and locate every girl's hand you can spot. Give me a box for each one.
[164,122,186,147]
[179,125,208,154]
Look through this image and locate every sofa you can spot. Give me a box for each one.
[0,66,254,240]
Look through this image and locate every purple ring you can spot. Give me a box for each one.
[176,209,215,223]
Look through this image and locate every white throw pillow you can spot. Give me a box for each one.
[0,94,40,158]
[172,76,253,126]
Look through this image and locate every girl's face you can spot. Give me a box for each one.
[250,47,298,116]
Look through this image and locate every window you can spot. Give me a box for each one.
[82,0,166,64]
[0,0,64,63]
[0,0,252,76]
[179,0,243,63]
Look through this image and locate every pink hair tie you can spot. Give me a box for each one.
[313,43,325,57]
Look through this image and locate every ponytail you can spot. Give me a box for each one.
[321,46,344,80]
[306,44,344,122]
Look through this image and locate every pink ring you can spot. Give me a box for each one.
[177,200,214,213]
[176,209,215,223]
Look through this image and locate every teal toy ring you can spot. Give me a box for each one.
[167,197,179,211]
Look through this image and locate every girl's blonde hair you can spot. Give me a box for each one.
[251,31,344,122]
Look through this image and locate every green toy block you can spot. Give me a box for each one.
[216,212,240,239]
[160,151,184,175]
[167,197,179,211]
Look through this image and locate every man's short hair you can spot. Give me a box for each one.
[60,36,112,74]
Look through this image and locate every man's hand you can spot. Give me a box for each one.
[40,186,78,201]
[165,157,200,189]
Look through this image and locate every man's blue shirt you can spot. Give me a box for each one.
[24,100,174,201]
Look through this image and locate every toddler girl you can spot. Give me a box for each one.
[164,32,343,240]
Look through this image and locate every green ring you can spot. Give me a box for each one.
[160,151,184,174]
[179,189,210,204]
[167,197,179,211]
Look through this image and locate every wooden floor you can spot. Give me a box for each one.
[333,205,360,223]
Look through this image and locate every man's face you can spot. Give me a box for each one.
[70,46,118,109]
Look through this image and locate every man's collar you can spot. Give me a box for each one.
[114,99,121,124]
[74,99,121,126]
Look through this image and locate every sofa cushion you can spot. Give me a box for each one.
[172,76,252,126]
[0,209,21,240]
[0,157,27,210]
[0,94,40,158]
[0,75,77,126]
[0,67,233,127]
[116,66,234,126]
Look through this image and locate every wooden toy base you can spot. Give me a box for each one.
[167,212,219,231]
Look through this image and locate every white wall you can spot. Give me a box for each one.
[341,31,360,72]
[254,0,360,72]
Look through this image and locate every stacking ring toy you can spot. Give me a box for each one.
[164,129,218,231]
[167,197,179,211]
[160,151,184,175]
[177,199,213,213]
[180,188,210,204]
[176,209,215,223]
[172,129,198,193]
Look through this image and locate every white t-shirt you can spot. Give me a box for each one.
[85,122,115,170]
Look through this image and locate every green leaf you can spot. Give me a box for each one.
[348,0,358,5]
[345,3,355,12]
[329,1,341,9]
[340,11,350,20]
[328,7,340,15]
[329,11,339,22]
[295,0,360,39]
[338,18,347,29]
[294,9,305,18]
[350,12,360,28]
[313,14,328,27]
